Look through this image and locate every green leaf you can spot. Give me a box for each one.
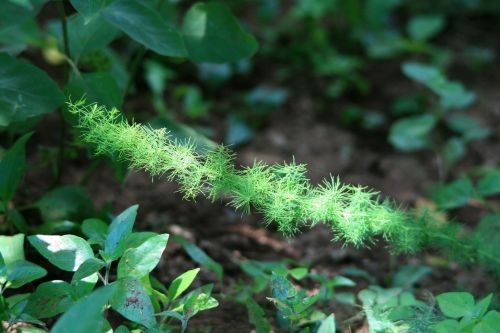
[25,280,75,318]
[473,310,500,333]
[104,205,138,261]
[477,170,500,197]
[318,314,336,333]
[472,294,492,318]
[117,233,168,279]
[82,218,108,245]
[34,186,94,223]
[474,215,500,272]
[389,114,437,151]
[289,267,308,280]
[0,18,42,55]
[0,252,6,282]
[124,231,158,249]
[103,0,186,57]
[0,233,25,265]
[168,268,200,301]
[69,0,113,24]
[441,137,466,165]
[0,132,31,202]
[392,265,431,288]
[52,284,117,333]
[173,235,223,280]
[331,276,356,287]
[110,277,155,328]
[0,53,64,128]
[0,0,46,31]
[246,297,271,333]
[114,326,131,333]
[402,62,475,110]
[181,3,258,63]
[271,272,296,301]
[437,292,475,318]
[429,177,474,209]
[407,15,445,41]
[28,235,94,271]
[148,116,217,153]
[65,72,123,109]
[50,13,118,62]
[72,257,105,282]
[445,115,491,142]
[6,260,47,288]
[432,319,459,333]
[182,284,218,319]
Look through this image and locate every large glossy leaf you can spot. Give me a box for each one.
[0,0,47,31]
[104,205,138,261]
[25,280,75,318]
[28,235,94,272]
[110,277,155,328]
[0,132,32,202]
[103,0,186,57]
[181,3,258,63]
[50,13,118,62]
[117,233,168,279]
[0,17,42,55]
[69,0,114,24]
[52,284,117,333]
[0,53,64,128]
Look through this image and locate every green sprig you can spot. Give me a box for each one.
[68,101,499,273]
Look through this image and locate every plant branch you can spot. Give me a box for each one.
[68,101,500,274]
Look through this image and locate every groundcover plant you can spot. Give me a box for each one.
[1,0,500,332]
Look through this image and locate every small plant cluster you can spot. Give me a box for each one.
[1,205,220,333]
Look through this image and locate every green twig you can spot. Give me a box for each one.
[55,0,71,75]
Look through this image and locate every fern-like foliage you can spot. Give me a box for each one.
[68,101,499,273]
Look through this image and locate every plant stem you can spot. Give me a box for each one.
[56,0,71,60]
[123,0,166,96]
[104,263,111,286]
[53,0,71,187]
